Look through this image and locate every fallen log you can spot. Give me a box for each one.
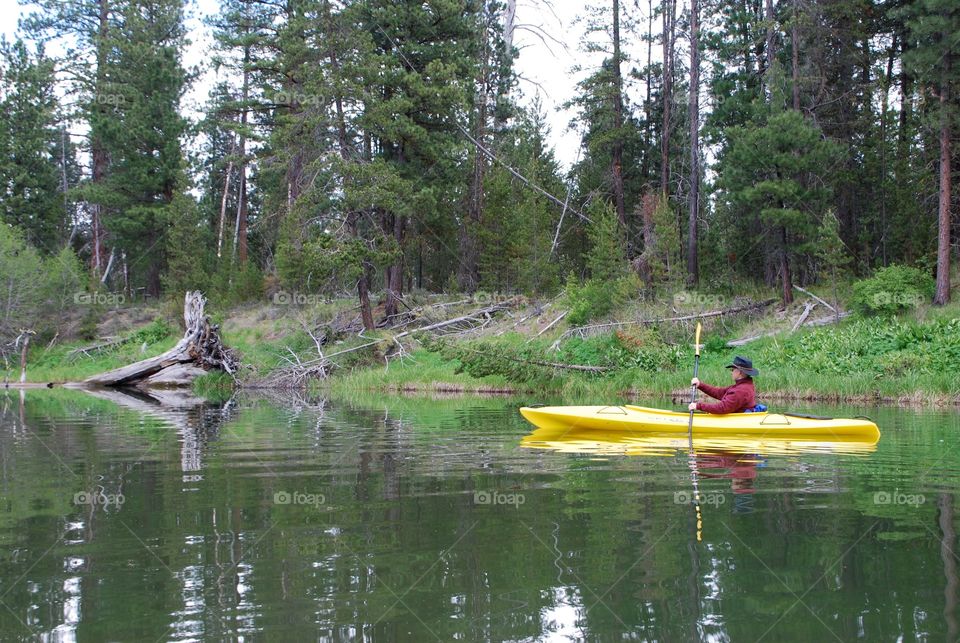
[792,302,817,332]
[85,291,239,388]
[793,285,838,313]
[67,336,129,360]
[726,309,852,346]
[561,299,777,339]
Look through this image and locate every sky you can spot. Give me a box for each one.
[2,0,658,171]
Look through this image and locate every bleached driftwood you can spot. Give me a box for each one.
[84,291,239,388]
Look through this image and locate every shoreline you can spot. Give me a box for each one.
[6,377,959,407]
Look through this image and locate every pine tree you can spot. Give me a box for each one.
[95,0,190,294]
[900,0,960,305]
[24,0,122,278]
[718,109,840,303]
[0,40,65,252]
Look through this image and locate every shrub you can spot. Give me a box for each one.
[131,318,174,345]
[852,265,934,316]
[564,273,640,326]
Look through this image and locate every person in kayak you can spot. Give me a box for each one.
[687,356,758,414]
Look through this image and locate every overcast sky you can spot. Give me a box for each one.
[4,1,660,171]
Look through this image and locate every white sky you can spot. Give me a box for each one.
[4,0,661,171]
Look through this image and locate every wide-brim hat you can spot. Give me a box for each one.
[725,355,759,377]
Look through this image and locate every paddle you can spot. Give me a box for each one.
[687,322,703,542]
[687,322,702,447]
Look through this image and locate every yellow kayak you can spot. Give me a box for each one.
[520,425,879,457]
[519,404,880,441]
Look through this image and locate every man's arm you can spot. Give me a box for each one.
[696,387,748,414]
[697,382,729,400]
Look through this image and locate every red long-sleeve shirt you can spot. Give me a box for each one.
[695,378,756,414]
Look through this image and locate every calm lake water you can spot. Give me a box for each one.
[1,388,959,641]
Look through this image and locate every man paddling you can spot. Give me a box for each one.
[687,356,758,414]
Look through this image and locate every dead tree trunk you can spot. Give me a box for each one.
[611,0,627,234]
[934,84,952,305]
[687,0,700,286]
[85,292,239,388]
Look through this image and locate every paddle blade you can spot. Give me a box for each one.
[694,322,702,357]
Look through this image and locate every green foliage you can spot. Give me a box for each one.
[130,318,174,345]
[0,223,84,342]
[432,338,553,384]
[559,327,682,371]
[760,316,960,378]
[564,272,639,326]
[0,40,66,251]
[163,195,214,295]
[641,194,682,286]
[852,265,935,316]
[585,200,626,282]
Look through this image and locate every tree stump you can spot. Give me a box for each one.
[85,291,239,388]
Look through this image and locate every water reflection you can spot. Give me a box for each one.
[520,425,880,457]
[0,389,958,641]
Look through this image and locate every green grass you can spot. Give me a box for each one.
[326,348,516,394]
[11,335,180,383]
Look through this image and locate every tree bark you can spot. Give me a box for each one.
[878,35,897,266]
[764,0,775,100]
[611,0,627,233]
[217,156,234,259]
[687,0,700,285]
[660,0,675,195]
[235,43,250,265]
[19,333,30,384]
[934,85,952,305]
[791,0,800,111]
[459,13,489,293]
[641,0,654,185]
[323,0,372,331]
[90,0,111,279]
[503,0,516,56]
[780,226,794,304]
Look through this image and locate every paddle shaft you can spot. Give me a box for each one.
[687,323,702,447]
[687,322,703,542]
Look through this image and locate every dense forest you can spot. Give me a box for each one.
[0,0,956,342]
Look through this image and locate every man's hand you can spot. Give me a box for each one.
[688,402,697,412]
[691,377,700,387]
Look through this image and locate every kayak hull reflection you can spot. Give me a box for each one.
[520,425,879,457]
[519,405,880,441]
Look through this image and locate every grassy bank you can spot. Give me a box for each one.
[327,297,960,405]
[11,285,960,406]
